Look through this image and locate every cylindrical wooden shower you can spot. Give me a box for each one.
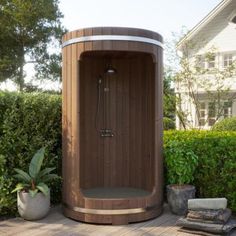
[62,27,163,225]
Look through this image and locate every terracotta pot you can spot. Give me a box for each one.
[167,184,195,215]
[17,191,50,220]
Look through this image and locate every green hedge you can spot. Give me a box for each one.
[212,117,236,131]
[164,130,236,211]
[0,92,61,216]
[1,91,236,215]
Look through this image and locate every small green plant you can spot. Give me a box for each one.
[164,140,198,185]
[212,117,236,131]
[12,147,58,197]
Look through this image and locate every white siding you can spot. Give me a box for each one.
[176,0,236,130]
[186,0,236,56]
[196,24,236,54]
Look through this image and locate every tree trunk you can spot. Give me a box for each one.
[17,46,25,91]
[18,64,24,91]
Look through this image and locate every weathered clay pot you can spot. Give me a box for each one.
[167,184,195,215]
[17,191,50,220]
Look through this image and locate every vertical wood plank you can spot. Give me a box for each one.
[76,29,85,207]
[109,57,117,186]
[62,33,68,204]
[70,30,79,205]
[66,31,73,204]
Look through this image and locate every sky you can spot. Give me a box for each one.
[0,0,223,91]
[59,0,222,39]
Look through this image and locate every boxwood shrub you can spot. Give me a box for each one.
[164,130,236,211]
[0,92,61,216]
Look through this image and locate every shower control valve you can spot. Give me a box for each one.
[100,129,114,137]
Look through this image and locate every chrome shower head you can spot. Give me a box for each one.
[105,65,117,75]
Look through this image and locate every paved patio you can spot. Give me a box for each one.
[0,205,236,236]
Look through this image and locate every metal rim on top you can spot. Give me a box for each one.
[62,35,163,48]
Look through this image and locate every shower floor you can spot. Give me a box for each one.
[82,187,151,199]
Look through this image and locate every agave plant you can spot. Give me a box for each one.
[12,147,58,197]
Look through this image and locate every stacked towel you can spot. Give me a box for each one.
[187,208,231,224]
[176,198,236,235]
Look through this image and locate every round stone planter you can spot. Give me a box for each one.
[167,184,195,215]
[17,191,50,220]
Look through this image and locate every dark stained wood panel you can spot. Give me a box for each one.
[62,27,163,224]
[79,52,155,192]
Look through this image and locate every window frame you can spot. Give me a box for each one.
[197,101,233,128]
[223,101,233,118]
[208,102,216,126]
[223,54,233,68]
[206,54,216,69]
[198,102,207,127]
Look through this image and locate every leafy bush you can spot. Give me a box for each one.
[164,140,198,184]
[0,155,15,215]
[163,117,175,130]
[212,117,236,131]
[164,130,236,211]
[0,92,61,216]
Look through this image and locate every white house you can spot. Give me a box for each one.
[176,0,236,130]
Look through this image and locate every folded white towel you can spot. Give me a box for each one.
[188,198,227,210]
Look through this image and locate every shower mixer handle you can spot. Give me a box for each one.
[100,129,114,137]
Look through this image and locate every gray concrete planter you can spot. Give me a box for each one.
[167,184,195,215]
[17,191,50,220]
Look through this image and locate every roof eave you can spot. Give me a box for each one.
[177,0,232,50]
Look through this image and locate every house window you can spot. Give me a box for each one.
[208,102,216,126]
[207,54,215,68]
[223,101,232,118]
[195,55,205,69]
[224,54,233,67]
[199,102,206,126]
[196,54,217,69]
[198,101,233,127]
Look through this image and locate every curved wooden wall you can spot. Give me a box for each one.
[62,27,163,224]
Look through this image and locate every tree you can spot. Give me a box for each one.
[164,28,236,130]
[175,39,236,129]
[0,0,65,91]
[163,69,176,130]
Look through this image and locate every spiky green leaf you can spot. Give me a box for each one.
[37,167,56,179]
[11,183,30,193]
[36,183,49,196]
[13,174,31,184]
[29,147,45,178]
[14,168,31,183]
[41,174,59,183]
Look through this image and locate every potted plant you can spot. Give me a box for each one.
[165,140,198,215]
[12,147,58,220]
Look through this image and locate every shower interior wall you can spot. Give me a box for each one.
[79,51,155,192]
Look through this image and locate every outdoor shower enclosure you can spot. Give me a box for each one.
[62,27,163,224]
